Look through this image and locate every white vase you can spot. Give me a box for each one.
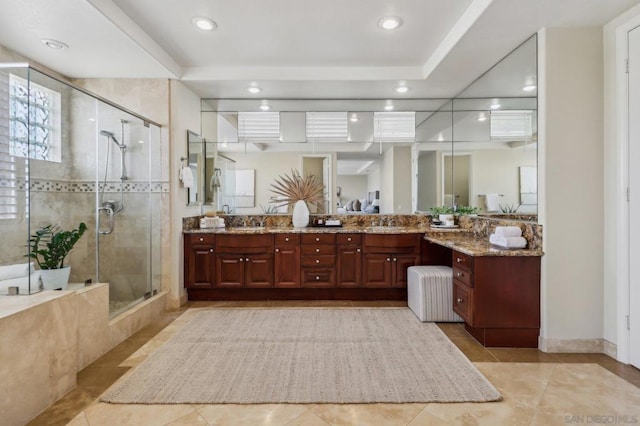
[40,266,71,290]
[292,200,310,228]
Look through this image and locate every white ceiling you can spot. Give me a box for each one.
[0,0,637,98]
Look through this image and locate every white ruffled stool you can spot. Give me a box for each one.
[407,265,463,322]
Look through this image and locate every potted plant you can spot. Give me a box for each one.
[429,205,455,224]
[27,222,87,290]
[455,205,479,216]
[270,169,324,228]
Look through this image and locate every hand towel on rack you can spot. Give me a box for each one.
[484,194,500,212]
[494,226,522,237]
[179,166,194,188]
[489,234,527,249]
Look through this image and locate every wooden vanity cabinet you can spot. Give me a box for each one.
[184,233,216,288]
[300,234,336,287]
[274,234,301,288]
[336,233,362,287]
[451,250,541,348]
[362,234,420,288]
[215,234,274,288]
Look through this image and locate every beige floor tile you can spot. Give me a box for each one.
[66,411,90,426]
[436,323,468,339]
[310,403,425,426]
[530,364,640,425]
[164,408,210,425]
[449,338,499,363]
[285,411,331,426]
[196,404,309,426]
[83,402,196,426]
[474,362,556,402]
[423,397,535,426]
[407,408,464,426]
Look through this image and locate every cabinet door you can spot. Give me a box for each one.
[392,254,420,288]
[362,254,392,287]
[186,245,215,288]
[244,253,274,288]
[337,246,362,287]
[274,246,300,288]
[215,254,244,287]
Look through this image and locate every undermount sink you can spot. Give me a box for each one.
[368,226,403,232]
[232,226,266,231]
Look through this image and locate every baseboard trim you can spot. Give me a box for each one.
[539,337,605,353]
[604,340,617,358]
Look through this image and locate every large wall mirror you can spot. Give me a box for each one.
[191,35,537,221]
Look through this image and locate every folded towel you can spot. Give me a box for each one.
[484,194,500,212]
[0,262,34,281]
[179,166,194,188]
[494,226,522,237]
[489,234,527,249]
[0,271,42,294]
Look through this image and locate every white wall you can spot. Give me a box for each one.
[337,175,368,207]
[417,151,438,211]
[538,27,605,347]
[367,167,381,194]
[380,148,394,213]
[393,146,412,213]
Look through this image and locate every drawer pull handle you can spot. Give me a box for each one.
[275,248,280,252]
[246,258,250,262]
[316,237,320,242]
[347,237,351,241]
[199,238,204,242]
[316,276,320,280]
[285,237,289,242]
[456,272,464,278]
[357,249,361,252]
[456,257,463,263]
[393,258,397,262]
[209,249,214,252]
[240,258,244,262]
[316,248,320,253]
[316,259,320,263]
[457,298,463,303]
[386,258,391,262]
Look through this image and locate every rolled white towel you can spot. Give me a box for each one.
[0,262,34,281]
[494,226,522,237]
[0,271,42,294]
[489,234,527,249]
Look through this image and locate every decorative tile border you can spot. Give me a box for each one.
[2,178,169,193]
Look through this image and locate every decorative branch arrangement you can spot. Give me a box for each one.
[270,169,325,212]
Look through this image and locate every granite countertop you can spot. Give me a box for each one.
[424,231,543,257]
[184,226,430,234]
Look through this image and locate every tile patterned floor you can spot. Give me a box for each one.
[28,301,640,426]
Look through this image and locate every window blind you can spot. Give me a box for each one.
[238,112,280,142]
[305,112,348,141]
[0,71,17,219]
[490,110,533,140]
[373,111,416,142]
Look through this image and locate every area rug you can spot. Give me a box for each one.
[101,308,501,404]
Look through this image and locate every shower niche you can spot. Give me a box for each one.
[0,64,162,318]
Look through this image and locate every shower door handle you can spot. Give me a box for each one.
[98,206,114,234]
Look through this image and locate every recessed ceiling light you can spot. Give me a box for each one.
[522,84,536,92]
[395,86,409,94]
[477,113,487,122]
[384,105,394,111]
[350,114,359,122]
[260,104,270,111]
[138,140,145,144]
[192,16,216,31]
[41,39,69,50]
[246,86,262,94]
[490,103,501,110]
[378,16,402,30]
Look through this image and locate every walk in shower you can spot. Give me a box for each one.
[0,64,162,317]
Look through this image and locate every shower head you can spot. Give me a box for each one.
[99,130,125,149]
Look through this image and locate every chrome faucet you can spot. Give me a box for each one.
[222,204,230,214]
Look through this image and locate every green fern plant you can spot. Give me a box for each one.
[429,205,454,215]
[499,204,521,213]
[455,205,479,215]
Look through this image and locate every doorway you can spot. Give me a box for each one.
[301,154,332,213]
[443,153,471,208]
[628,24,640,369]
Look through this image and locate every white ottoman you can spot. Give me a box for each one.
[407,265,463,322]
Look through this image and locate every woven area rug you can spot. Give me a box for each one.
[101,308,501,404]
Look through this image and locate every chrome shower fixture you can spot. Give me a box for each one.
[99,130,126,149]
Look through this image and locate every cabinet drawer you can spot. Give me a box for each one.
[301,255,336,266]
[302,245,336,255]
[301,234,336,245]
[453,280,473,323]
[275,234,300,245]
[187,233,216,245]
[452,266,473,287]
[217,233,273,248]
[452,251,473,272]
[301,268,336,287]
[337,234,361,245]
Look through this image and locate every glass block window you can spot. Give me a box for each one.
[9,74,61,162]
